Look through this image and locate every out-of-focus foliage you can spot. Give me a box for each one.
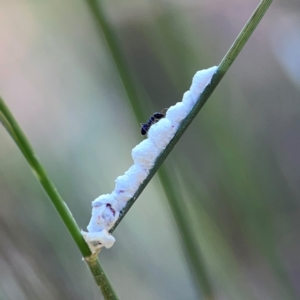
[0,0,300,299]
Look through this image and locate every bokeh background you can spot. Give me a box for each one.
[1,0,300,299]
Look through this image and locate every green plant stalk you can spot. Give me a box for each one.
[0,98,118,300]
[111,0,273,232]
[85,255,119,300]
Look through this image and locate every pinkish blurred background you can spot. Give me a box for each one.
[1,1,300,299]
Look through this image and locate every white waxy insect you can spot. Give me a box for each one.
[131,139,160,169]
[113,173,138,202]
[92,193,118,209]
[189,66,217,104]
[147,118,176,150]
[83,66,218,251]
[87,203,119,232]
[111,193,127,211]
[81,230,115,252]
[124,163,149,184]
[165,102,189,126]
[182,91,194,111]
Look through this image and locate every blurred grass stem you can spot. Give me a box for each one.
[85,0,145,121]
[159,165,215,300]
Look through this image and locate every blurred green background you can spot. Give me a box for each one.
[1,0,300,299]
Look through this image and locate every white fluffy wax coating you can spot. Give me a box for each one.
[101,206,120,229]
[83,65,219,251]
[112,164,149,210]
[125,163,149,184]
[165,102,189,126]
[132,139,160,169]
[81,230,115,252]
[114,173,139,202]
[111,193,127,211]
[182,91,194,111]
[87,205,106,232]
[189,66,218,104]
[147,118,176,150]
[87,204,119,232]
[92,193,118,210]
[111,192,127,211]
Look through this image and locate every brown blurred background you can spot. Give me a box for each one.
[1,0,300,299]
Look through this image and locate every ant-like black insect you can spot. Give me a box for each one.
[141,109,168,135]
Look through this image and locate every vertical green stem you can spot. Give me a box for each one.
[159,165,215,300]
[85,255,120,300]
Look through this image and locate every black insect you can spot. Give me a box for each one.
[141,110,167,135]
